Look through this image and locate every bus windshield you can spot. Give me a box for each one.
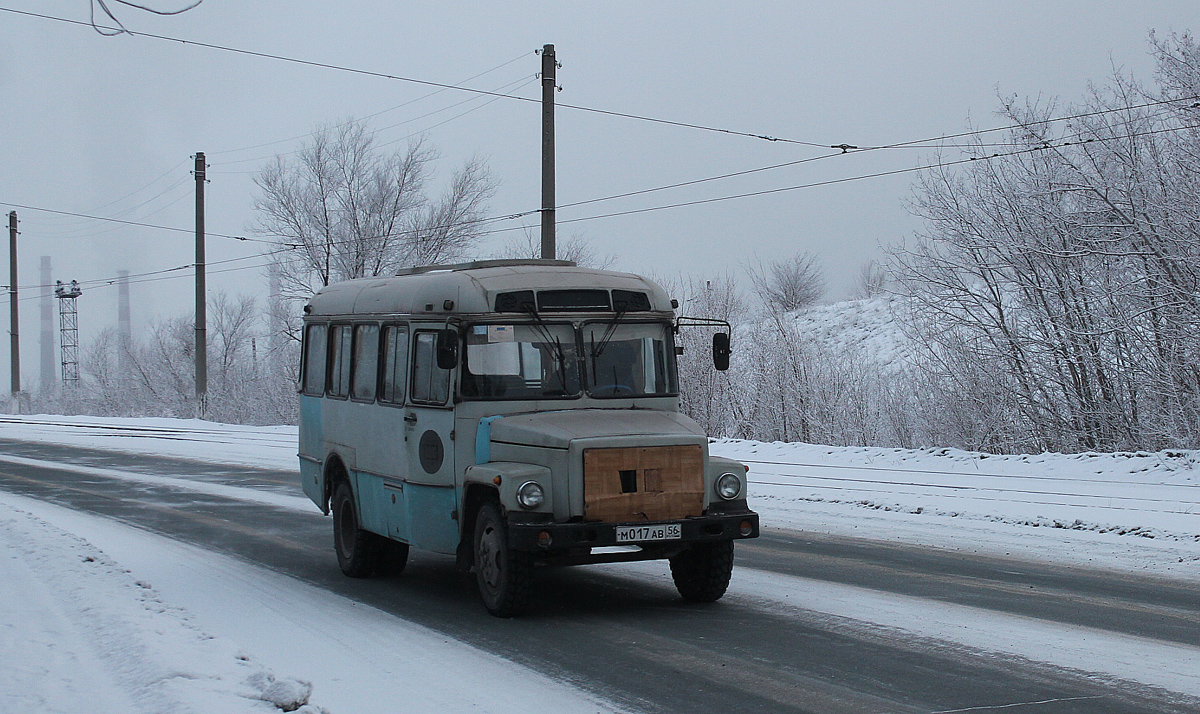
[462,323,580,399]
[584,322,677,398]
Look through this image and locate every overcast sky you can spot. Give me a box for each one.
[0,1,1194,389]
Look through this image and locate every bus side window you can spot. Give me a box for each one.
[412,331,450,404]
[351,324,380,402]
[328,324,353,399]
[302,323,327,396]
[379,325,409,404]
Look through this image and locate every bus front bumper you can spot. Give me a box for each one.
[506,501,759,553]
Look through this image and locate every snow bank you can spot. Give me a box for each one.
[0,414,297,471]
[0,499,325,714]
[715,439,1200,578]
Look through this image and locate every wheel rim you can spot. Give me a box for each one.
[478,522,503,592]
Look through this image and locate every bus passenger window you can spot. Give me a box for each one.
[328,324,352,398]
[302,323,327,396]
[380,325,409,404]
[351,324,379,401]
[412,331,450,404]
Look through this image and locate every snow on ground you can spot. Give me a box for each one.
[3,413,1200,709]
[3,413,1198,579]
[0,494,324,714]
[0,491,621,714]
[715,438,1200,579]
[782,295,915,372]
[0,415,298,471]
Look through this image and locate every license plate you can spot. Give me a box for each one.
[615,523,682,543]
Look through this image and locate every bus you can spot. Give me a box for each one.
[298,259,759,616]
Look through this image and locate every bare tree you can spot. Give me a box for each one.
[254,119,497,339]
[208,292,258,388]
[406,156,498,266]
[746,252,826,312]
[893,32,1200,451]
[852,260,889,299]
[673,274,747,437]
[495,228,618,269]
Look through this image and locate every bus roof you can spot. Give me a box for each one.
[304,260,675,317]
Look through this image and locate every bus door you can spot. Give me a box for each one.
[403,328,459,553]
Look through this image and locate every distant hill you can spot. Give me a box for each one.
[753,295,918,374]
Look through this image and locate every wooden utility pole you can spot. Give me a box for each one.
[540,44,557,260]
[8,211,19,401]
[194,152,207,413]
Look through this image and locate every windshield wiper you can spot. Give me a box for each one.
[522,305,571,389]
[588,306,627,361]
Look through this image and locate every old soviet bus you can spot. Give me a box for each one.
[298,259,759,616]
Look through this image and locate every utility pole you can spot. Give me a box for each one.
[194,152,207,413]
[540,44,557,260]
[8,211,19,404]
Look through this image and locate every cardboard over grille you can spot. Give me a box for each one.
[583,445,704,522]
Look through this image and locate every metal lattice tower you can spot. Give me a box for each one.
[55,280,82,384]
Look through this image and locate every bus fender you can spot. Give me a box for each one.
[463,462,553,516]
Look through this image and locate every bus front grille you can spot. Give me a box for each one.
[582,445,704,523]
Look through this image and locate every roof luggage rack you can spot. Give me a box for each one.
[394,259,577,276]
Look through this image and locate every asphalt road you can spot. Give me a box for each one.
[1,437,1197,714]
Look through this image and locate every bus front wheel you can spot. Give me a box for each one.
[474,502,534,617]
[669,540,735,602]
[332,480,382,578]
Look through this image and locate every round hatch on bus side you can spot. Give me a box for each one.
[418,430,444,474]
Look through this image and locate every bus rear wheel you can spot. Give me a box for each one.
[332,480,383,578]
[670,540,735,602]
[474,502,534,617]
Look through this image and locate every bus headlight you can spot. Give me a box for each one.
[516,481,545,509]
[716,472,742,500]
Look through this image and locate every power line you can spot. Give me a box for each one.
[547,122,1199,228]
[208,52,535,158]
[5,118,1192,275]
[375,76,541,150]
[9,247,287,299]
[13,122,1192,296]
[554,96,1199,213]
[15,5,1196,241]
[90,0,203,36]
[1,6,829,148]
[861,96,1199,151]
[210,74,539,169]
[36,178,194,240]
[81,158,190,214]
[0,197,542,264]
[0,201,270,244]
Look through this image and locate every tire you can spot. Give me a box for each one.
[378,539,410,577]
[332,480,383,578]
[473,502,535,617]
[670,540,735,603]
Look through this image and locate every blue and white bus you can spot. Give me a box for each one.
[298,259,758,616]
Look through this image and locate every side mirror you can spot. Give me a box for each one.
[436,328,459,369]
[712,332,731,371]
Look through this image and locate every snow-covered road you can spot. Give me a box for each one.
[1,414,1198,713]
